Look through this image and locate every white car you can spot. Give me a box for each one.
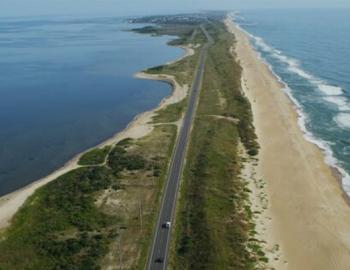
[162,221,171,228]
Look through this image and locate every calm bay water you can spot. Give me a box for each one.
[0,16,182,195]
[233,9,350,193]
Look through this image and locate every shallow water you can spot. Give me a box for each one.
[0,16,182,195]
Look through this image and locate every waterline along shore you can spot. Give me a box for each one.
[0,47,192,231]
[226,18,350,270]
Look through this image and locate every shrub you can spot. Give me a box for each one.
[78,146,110,165]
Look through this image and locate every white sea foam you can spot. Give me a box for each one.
[285,86,350,194]
[230,15,350,196]
[242,23,350,118]
[318,84,344,95]
[246,29,346,99]
[323,96,350,111]
[334,113,350,129]
[232,21,289,89]
[254,36,274,53]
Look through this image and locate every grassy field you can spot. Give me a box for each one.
[170,22,264,270]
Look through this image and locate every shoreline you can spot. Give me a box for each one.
[226,18,350,269]
[232,17,350,199]
[0,46,191,231]
[230,18,350,209]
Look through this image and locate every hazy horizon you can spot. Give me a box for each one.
[1,0,350,18]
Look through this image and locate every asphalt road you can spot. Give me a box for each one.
[147,25,213,270]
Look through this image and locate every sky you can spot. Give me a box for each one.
[1,0,349,18]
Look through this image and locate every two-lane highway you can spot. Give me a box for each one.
[147,25,213,270]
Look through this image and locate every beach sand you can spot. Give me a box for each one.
[225,18,350,269]
[0,48,191,231]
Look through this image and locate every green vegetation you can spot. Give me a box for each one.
[203,22,259,156]
[131,25,198,47]
[98,125,178,269]
[0,166,118,269]
[108,145,146,172]
[153,98,187,123]
[78,146,111,166]
[133,125,178,269]
[131,25,160,34]
[132,24,195,45]
[171,22,262,269]
[145,42,200,86]
[127,24,207,268]
[0,125,177,270]
[133,23,207,133]
[137,23,203,86]
[138,24,205,126]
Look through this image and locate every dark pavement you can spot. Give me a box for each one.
[146,25,213,270]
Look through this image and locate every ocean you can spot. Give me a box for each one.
[232,9,350,194]
[0,15,182,196]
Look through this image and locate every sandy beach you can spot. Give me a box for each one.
[226,18,350,269]
[0,47,191,231]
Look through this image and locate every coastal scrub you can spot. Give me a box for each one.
[171,21,262,270]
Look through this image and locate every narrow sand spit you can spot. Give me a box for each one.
[225,18,350,270]
[0,48,190,230]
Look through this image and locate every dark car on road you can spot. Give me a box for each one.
[155,257,164,263]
